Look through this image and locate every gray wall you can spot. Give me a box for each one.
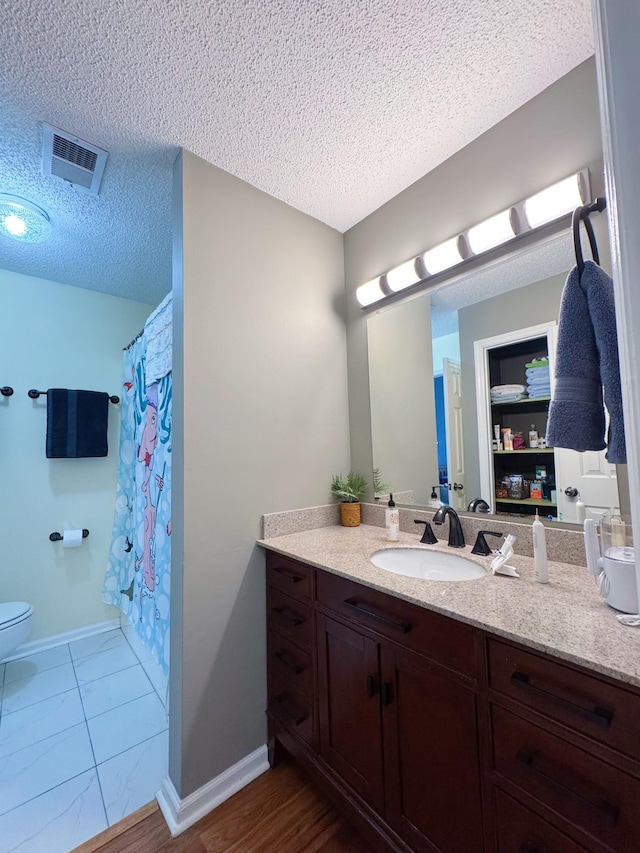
[344,58,604,486]
[458,273,565,500]
[171,150,349,797]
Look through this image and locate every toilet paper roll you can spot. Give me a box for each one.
[62,528,83,549]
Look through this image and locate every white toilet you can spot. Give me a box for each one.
[0,602,34,662]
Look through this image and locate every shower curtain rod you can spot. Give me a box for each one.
[124,329,144,350]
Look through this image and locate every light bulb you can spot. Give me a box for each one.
[356,277,385,307]
[3,214,27,236]
[467,209,515,254]
[524,173,585,229]
[0,195,51,242]
[421,238,462,275]
[386,258,420,292]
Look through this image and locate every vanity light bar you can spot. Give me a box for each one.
[356,169,590,308]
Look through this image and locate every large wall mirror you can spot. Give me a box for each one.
[367,216,629,527]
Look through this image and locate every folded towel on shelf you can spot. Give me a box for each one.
[490,384,526,395]
[525,367,550,380]
[46,389,110,458]
[547,261,626,463]
[144,292,172,386]
[527,379,551,392]
[525,357,549,370]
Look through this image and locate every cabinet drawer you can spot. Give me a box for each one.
[492,704,640,852]
[268,588,313,651]
[266,552,312,600]
[495,788,588,852]
[488,638,640,762]
[268,630,312,695]
[316,570,476,678]
[268,675,314,747]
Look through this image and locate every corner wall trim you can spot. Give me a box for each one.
[156,744,269,837]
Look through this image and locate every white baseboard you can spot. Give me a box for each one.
[3,618,121,662]
[156,745,269,837]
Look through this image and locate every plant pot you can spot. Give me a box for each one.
[340,502,361,527]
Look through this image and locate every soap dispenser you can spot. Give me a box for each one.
[386,494,400,541]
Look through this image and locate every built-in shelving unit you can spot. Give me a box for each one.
[489,336,556,518]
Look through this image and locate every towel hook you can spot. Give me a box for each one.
[572,196,607,275]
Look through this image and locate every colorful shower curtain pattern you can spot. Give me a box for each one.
[103,336,172,674]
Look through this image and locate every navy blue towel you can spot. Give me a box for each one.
[547,261,626,463]
[46,389,109,458]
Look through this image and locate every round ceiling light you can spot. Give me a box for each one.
[0,194,52,242]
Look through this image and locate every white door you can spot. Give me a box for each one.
[443,358,465,510]
[554,447,619,522]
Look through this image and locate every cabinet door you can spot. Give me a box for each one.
[381,646,484,853]
[316,614,384,812]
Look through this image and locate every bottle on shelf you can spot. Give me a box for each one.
[493,424,502,451]
[528,424,538,448]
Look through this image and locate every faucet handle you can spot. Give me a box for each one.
[414,519,438,545]
[472,530,503,556]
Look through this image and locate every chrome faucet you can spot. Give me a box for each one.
[432,505,465,548]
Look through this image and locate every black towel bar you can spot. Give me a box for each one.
[28,389,120,404]
[1,386,14,397]
[49,529,90,542]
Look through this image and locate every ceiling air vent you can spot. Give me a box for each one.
[42,123,108,195]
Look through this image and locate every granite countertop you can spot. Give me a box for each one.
[259,523,640,689]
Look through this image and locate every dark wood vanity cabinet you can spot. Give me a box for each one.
[267,552,484,852]
[265,550,640,853]
[487,639,640,853]
[266,554,316,751]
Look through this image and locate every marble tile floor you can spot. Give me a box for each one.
[0,629,169,853]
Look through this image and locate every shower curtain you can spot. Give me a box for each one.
[103,331,172,674]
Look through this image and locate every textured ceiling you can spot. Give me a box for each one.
[0,1,593,303]
[431,232,575,338]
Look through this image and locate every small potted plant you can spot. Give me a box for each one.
[331,471,368,527]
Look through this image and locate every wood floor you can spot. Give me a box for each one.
[77,761,370,853]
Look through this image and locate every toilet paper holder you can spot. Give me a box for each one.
[49,529,90,542]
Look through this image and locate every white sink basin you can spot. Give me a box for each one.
[370,548,486,581]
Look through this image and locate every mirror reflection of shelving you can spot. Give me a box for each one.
[489,336,557,518]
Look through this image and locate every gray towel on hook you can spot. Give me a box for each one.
[547,261,626,463]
